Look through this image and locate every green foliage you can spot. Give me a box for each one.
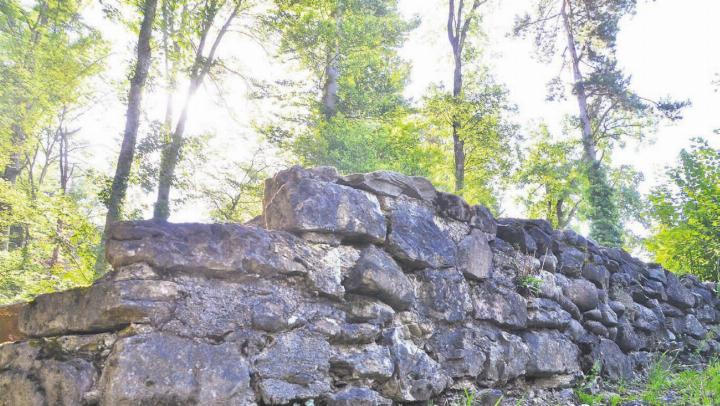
[0,0,106,304]
[645,139,720,281]
[515,124,584,228]
[294,112,442,176]
[586,163,623,247]
[203,156,267,223]
[0,180,100,304]
[266,0,428,177]
[422,71,518,208]
[513,0,687,246]
[517,275,543,297]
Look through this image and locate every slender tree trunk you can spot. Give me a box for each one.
[451,50,465,192]
[321,6,341,119]
[561,0,595,166]
[96,0,158,272]
[153,4,238,221]
[560,0,621,246]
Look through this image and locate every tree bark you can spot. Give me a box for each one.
[560,0,596,167]
[97,0,158,272]
[560,0,621,245]
[447,0,482,193]
[321,6,341,119]
[153,4,238,221]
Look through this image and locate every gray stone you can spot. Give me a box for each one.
[540,253,558,272]
[381,329,451,402]
[609,301,626,317]
[326,387,392,406]
[19,279,179,337]
[584,320,610,338]
[265,177,387,242]
[254,331,333,404]
[344,245,414,310]
[523,330,581,377]
[384,197,457,268]
[330,344,394,380]
[563,278,599,311]
[345,295,396,325]
[329,323,381,344]
[469,205,497,235]
[683,314,706,339]
[427,327,487,378]
[107,222,310,277]
[616,321,644,352]
[666,272,696,309]
[631,303,661,333]
[435,191,473,222]
[472,282,528,329]
[497,220,537,253]
[100,332,253,405]
[526,298,572,329]
[582,263,610,289]
[416,269,473,322]
[457,230,493,280]
[340,170,436,201]
[556,245,586,277]
[599,303,619,327]
[477,326,529,385]
[0,371,45,406]
[263,165,339,210]
[647,266,667,284]
[591,338,633,381]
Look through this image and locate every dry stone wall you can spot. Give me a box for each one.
[1,165,719,405]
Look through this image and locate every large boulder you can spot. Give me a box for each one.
[416,269,473,322]
[472,282,528,329]
[523,330,581,377]
[383,197,457,268]
[19,279,179,337]
[99,332,253,405]
[106,222,310,276]
[254,331,333,404]
[457,230,493,280]
[563,278,599,312]
[427,327,487,378]
[665,272,696,310]
[326,387,392,406]
[526,298,573,330]
[590,338,633,381]
[265,176,387,242]
[555,245,586,277]
[343,245,414,311]
[340,170,436,202]
[381,330,451,402]
[329,344,395,380]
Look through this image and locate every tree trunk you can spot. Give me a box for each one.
[451,51,464,192]
[560,0,595,166]
[152,4,238,221]
[321,7,341,119]
[560,0,621,246]
[96,0,158,272]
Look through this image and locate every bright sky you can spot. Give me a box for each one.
[78,0,720,223]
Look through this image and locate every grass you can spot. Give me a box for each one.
[575,354,720,405]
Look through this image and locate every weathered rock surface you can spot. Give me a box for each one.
[1,165,719,405]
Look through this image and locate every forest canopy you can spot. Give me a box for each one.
[0,0,718,304]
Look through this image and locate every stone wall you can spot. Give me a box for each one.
[1,165,719,405]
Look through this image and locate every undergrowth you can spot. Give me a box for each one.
[575,354,720,406]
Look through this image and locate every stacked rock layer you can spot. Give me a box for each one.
[1,166,719,405]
